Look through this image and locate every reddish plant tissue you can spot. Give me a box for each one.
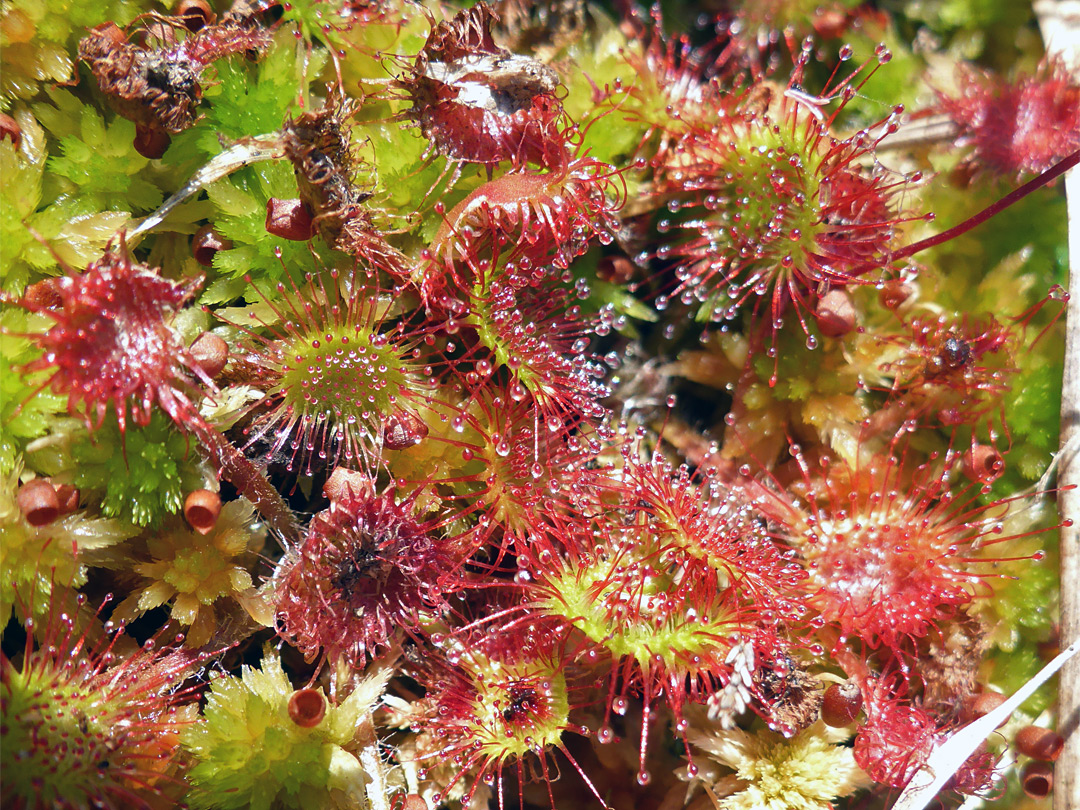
[8,238,210,434]
[7,0,1078,807]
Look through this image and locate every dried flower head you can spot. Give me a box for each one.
[399,2,567,169]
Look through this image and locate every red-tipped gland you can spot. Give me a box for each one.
[190,332,229,379]
[816,290,857,337]
[265,198,315,241]
[382,410,429,450]
[1015,725,1064,762]
[0,112,21,148]
[176,0,216,31]
[17,479,60,526]
[52,483,81,516]
[1021,761,1053,799]
[963,691,1009,726]
[879,280,915,311]
[963,444,1004,483]
[133,125,171,159]
[192,225,233,267]
[821,681,863,727]
[287,688,327,728]
[184,489,221,534]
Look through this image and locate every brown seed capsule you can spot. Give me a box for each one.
[596,256,636,284]
[963,690,1009,726]
[176,0,216,32]
[382,410,429,450]
[962,444,1004,483]
[1015,725,1064,762]
[287,688,327,728]
[879,279,915,311]
[821,681,863,727]
[133,125,171,160]
[1020,761,1053,799]
[323,467,372,503]
[191,224,233,267]
[52,483,81,516]
[815,289,857,338]
[265,198,315,241]
[0,112,22,149]
[17,479,60,527]
[183,489,221,534]
[190,332,229,379]
[401,795,427,810]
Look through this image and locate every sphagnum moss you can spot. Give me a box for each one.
[1,0,1076,808]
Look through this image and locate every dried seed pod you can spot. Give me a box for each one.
[0,112,22,148]
[1015,725,1064,762]
[189,332,229,379]
[184,489,221,534]
[382,410,429,450]
[1021,761,1053,799]
[879,279,915,310]
[176,0,216,32]
[962,444,1004,483]
[287,688,327,728]
[815,289,857,337]
[963,690,1009,725]
[191,224,232,267]
[323,467,373,503]
[133,125,171,159]
[52,483,82,516]
[821,681,863,727]
[265,198,315,241]
[17,479,61,527]
[596,256,636,284]
[401,795,427,810]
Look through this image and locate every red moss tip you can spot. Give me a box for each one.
[192,224,233,267]
[17,479,61,527]
[265,198,316,241]
[287,688,328,727]
[0,111,22,148]
[821,681,863,727]
[184,489,222,534]
[190,332,229,379]
[1015,725,1064,762]
[1021,761,1053,799]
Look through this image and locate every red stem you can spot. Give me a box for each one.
[891,149,1080,262]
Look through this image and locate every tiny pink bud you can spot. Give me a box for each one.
[190,332,229,379]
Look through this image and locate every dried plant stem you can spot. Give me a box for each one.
[189,419,299,544]
[1034,2,1080,807]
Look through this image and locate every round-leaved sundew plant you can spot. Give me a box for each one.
[229,266,447,475]
[651,46,922,379]
[757,443,1049,654]
[1,586,208,810]
[404,620,598,810]
[274,471,469,670]
[4,237,211,435]
[5,0,1080,807]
